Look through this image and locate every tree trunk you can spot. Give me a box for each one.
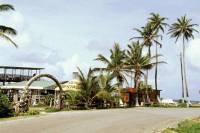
[117,77,123,107]
[180,52,185,103]
[155,43,161,103]
[182,38,190,107]
[146,46,151,85]
[144,74,150,104]
[134,72,140,106]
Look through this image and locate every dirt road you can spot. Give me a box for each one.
[0,108,200,133]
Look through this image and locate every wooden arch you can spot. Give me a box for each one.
[19,74,63,112]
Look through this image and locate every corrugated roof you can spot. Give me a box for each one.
[0,66,44,70]
[0,80,55,90]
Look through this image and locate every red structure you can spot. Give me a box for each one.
[121,87,161,106]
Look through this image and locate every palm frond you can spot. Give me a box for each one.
[0,4,14,11]
[0,25,17,35]
[0,32,18,48]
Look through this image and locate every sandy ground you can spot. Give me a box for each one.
[0,108,200,133]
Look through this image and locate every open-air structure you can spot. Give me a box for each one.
[0,80,56,105]
[0,66,44,85]
[121,87,161,106]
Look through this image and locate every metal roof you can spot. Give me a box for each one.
[0,80,55,90]
[0,66,44,70]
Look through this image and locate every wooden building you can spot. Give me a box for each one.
[121,87,161,106]
[0,80,55,105]
[0,66,44,85]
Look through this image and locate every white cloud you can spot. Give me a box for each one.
[58,54,90,80]
[8,11,24,29]
[187,38,200,69]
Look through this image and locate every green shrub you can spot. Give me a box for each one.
[26,109,40,116]
[162,117,200,133]
[178,103,187,108]
[45,107,60,112]
[0,92,15,118]
[150,103,161,107]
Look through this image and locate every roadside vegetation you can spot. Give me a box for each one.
[0,92,15,118]
[162,117,200,133]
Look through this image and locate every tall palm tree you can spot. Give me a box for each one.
[0,4,17,47]
[131,23,161,57]
[125,41,160,106]
[130,24,161,85]
[148,13,168,102]
[169,15,198,105]
[95,43,126,88]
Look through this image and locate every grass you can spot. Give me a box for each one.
[162,117,200,133]
[149,103,200,108]
[0,107,44,121]
[24,109,40,116]
[44,107,61,112]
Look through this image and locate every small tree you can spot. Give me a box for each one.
[0,92,14,118]
[77,67,99,109]
[96,73,117,108]
[64,90,81,109]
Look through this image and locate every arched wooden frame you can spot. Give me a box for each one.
[21,74,63,109]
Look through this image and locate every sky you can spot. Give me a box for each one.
[0,0,200,101]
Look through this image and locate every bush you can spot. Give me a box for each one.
[26,109,40,116]
[150,103,161,107]
[45,107,60,112]
[162,117,200,133]
[150,103,176,108]
[178,103,187,108]
[0,92,15,118]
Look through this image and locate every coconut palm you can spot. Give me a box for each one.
[148,13,168,102]
[130,24,161,86]
[97,73,117,93]
[169,15,198,105]
[95,43,126,88]
[0,4,17,47]
[130,24,161,57]
[125,41,160,106]
[96,73,117,107]
[77,67,99,109]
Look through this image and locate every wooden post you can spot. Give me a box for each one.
[3,68,7,85]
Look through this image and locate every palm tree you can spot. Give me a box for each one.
[95,43,126,89]
[77,67,99,109]
[125,41,159,106]
[148,13,168,102]
[131,23,161,57]
[169,15,198,105]
[96,73,117,108]
[130,24,161,86]
[0,4,17,47]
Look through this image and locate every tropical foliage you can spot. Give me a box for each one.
[0,92,15,118]
[147,13,167,96]
[125,41,160,105]
[0,4,17,47]
[169,15,198,105]
[77,67,99,109]
[95,43,126,87]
